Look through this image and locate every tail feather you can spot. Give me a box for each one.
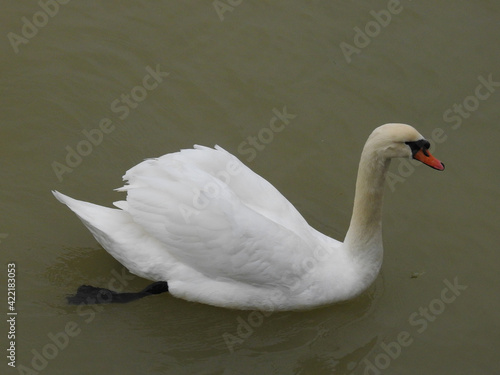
[52,190,139,261]
[52,190,175,281]
[52,190,129,239]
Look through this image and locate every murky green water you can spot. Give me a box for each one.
[2,1,499,374]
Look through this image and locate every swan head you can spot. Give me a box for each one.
[367,123,445,170]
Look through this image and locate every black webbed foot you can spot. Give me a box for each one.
[67,281,169,305]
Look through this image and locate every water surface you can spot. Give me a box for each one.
[2,1,499,374]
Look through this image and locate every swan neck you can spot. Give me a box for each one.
[345,145,389,255]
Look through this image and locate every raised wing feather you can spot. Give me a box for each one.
[115,146,320,286]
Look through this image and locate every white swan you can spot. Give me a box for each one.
[53,123,444,310]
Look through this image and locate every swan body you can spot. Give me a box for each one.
[53,123,444,310]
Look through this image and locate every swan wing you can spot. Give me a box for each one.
[115,146,319,286]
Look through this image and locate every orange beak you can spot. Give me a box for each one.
[413,149,445,171]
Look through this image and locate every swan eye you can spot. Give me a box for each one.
[421,140,430,156]
[406,139,430,156]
